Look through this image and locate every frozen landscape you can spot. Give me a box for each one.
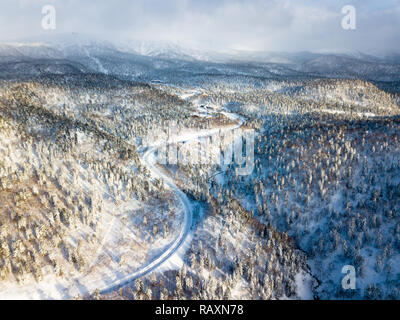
[0,33,399,300]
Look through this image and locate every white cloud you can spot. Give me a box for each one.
[0,0,398,54]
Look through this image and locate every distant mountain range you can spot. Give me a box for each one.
[1,33,400,82]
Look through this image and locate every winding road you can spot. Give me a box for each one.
[99,111,244,294]
[0,95,245,299]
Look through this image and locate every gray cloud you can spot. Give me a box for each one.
[0,0,399,54]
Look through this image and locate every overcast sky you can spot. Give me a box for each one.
[0,0,399,54]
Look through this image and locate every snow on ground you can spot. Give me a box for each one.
[295,272,314,300]
[0,105,244,299]
[321,109,376,117]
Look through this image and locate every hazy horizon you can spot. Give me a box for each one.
[0,0,399,56]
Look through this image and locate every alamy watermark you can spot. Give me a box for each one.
[41,4,356,32]
[341,265,356,290]
[341,5,356,30]
[41,5,56,30]
[150,121,254,176]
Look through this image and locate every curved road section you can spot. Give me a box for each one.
[99,112,243,295]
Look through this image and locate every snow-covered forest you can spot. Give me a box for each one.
[0,40,399,299]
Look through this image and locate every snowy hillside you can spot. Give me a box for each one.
[0,35,400,300]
